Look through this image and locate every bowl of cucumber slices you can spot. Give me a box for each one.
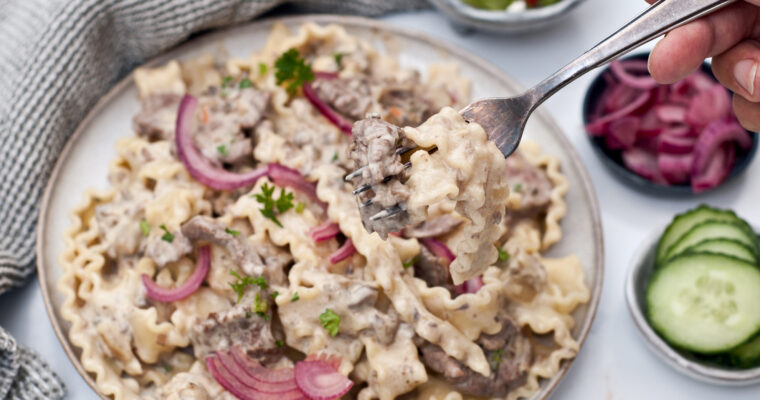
[626,204,760,385]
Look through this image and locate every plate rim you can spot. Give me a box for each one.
[36,13,604,399]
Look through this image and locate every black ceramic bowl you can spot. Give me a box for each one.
[582,52,758,196]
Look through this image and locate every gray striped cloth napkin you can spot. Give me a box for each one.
[0,1,429,398]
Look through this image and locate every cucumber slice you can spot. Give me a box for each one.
[729,335,760,368]
[647,253,760,353]
[664,221,758,263]
[682,239,758,265]
[656,205,755,265]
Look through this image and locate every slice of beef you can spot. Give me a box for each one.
[349,115,411,238]
[190,291,279,363]
[133,93,182,142]
[311,76,372,120]
[419,317,532,398]
[194,87,270,166]
[144,229,193,267]
[505,152,552,212]
[413,245,454,293]
[379,86,434,127]
[181,216,267,278]
[402,215,463,239]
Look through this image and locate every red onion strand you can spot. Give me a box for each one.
[142,245,210,302]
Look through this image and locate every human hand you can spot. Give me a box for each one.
[646,0,760,131]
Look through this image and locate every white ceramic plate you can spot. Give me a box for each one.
[36,15,603,399]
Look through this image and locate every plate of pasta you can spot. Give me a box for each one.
[37,15,603,400]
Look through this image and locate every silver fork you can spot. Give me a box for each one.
[351,0,735,221]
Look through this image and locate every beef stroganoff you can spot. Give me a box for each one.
[59,22,589,400]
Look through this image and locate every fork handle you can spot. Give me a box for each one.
[528,0,736,108]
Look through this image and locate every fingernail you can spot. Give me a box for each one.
[734,59,758,96]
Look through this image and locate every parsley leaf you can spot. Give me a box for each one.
[331,152,338,162]
[271,291,279,299]
[275,340,284,348]
[333,52,344,66]
[258,62,268,76]
[217,144,229,155]
[319,308,341,337]
[163,365,173,373]
[296,202,305,214]
[491,348,504,371]
[275,188,294,214]
[225,227,240,236]
[245,310,252,318]
[275,49,314,95]
[255,183,282,227]
[291,292,300,302]
[229,271,268,303]
[159,225,174,243]
[255,184,296,227]
[254,292,268,319]
[402,256,417,269]
[513,183,523,192]
[139,220,150,236]
[239,78,253,89]
[221,75,234,88]
[498,249,510,262]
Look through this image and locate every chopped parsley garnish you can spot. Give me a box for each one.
[402,256,417,269]
[331,152,338,162]
[239,77,253,89]
[163,365,172,373]
[221,75,234,88]
[275,49,314,95]
[271,290,279,299]
[258,62,268,76]
[225,227,240,236]
[319,308,341,337]
[513,183,523,192]
[245,310,252,318]
[229,270,268,303]
[255,183,295,227]
[275,340,284,348]
[139,220,150,236]
[291,292,300,302]
[296,202,306,214]
[498,249,510,262]
[490,348,504,371]
[254,292,268,319]
[159,224,174,243]
[333,52,344,66]
[275,188,294,214]
[217,144,229,155]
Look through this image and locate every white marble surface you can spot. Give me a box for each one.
[2,1,760,399]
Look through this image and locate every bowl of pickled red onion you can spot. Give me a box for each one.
[582,53,758,195]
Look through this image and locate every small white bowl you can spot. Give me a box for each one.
[625,226,760,386]
[429,0,587,34]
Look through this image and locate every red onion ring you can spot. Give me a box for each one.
[294,360,353,400]
[692,144,736,193]
[609,60,658,90]
[691,120,752,176]
[230,347,295,383]
[141,245,210,302]
[303,72,353,135]
[309,221,340,243]
[206,356,307,400]
[217,350,298,393]
[176,95,268,191]
[328,239,355,264]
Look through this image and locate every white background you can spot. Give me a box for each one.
[3,0,760,399]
